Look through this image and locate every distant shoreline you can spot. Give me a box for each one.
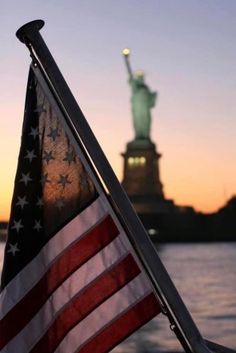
[0,224,236,243]
[1,196,236,243]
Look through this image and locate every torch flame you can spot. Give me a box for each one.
[122,48,130,56]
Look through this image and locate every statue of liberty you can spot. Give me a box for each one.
[123,48,157,140]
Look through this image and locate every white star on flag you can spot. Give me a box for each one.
[11,219,24,233]
[33,220,42,232]
[24,149,37,163]
[43,150,54,164]
[7,243,20,256]
[29,127,39,139]
[40,173,50,186]
[19,172,32,185]
[55,197,65,209]
[58,174,71,188]
[63,150,76,165]
[36,197,43,207]
[47,127,60,141]
[16,196,28,209]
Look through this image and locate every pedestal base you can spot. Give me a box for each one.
[121,138,175,215]
[122,138,164,197]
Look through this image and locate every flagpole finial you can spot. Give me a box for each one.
[16,20,45,43]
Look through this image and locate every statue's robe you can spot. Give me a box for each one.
[130,79,156,140]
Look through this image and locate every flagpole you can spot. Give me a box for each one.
[16,20,209,353]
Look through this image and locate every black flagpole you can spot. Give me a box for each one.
[16,20,213,353]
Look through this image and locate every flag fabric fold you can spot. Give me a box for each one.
[0,68,161,353]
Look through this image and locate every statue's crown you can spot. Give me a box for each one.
[135,70,144,78]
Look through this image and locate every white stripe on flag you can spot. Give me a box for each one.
[0,197,107,319]
[1,236,130,353]
[55,276,152,353]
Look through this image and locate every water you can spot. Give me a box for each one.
[0,242,235,352]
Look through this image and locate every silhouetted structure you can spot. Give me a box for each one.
[121,50,236,242]
[122,48,175,216]
[122,139,175,215]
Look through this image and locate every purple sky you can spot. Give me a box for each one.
[1,1,236,218]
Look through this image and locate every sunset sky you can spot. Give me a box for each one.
[1,1,236,221]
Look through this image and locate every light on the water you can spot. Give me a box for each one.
[148,228,158,235]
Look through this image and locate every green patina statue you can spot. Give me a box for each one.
[123,48,157,140]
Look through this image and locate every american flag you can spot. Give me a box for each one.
[0,68,161,353]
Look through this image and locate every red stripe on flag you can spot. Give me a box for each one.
[78,293,161,353]
[30,254,140,353]
[0,215,118,350]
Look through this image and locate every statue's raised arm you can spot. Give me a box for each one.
[122,48,133,80]
[122,48,157,141]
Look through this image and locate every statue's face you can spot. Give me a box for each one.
[136,75,145,83]
[135,71,145,83]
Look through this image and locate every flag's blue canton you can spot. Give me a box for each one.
[1,69,96,290]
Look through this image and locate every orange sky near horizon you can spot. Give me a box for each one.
[0,95,234,221]
[1,1,236,221]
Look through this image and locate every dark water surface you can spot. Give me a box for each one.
[112,242,236,352]
[0,242,235,352]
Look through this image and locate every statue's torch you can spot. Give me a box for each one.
[122,48,133,80]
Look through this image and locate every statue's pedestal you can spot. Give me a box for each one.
[121,139,175,214]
